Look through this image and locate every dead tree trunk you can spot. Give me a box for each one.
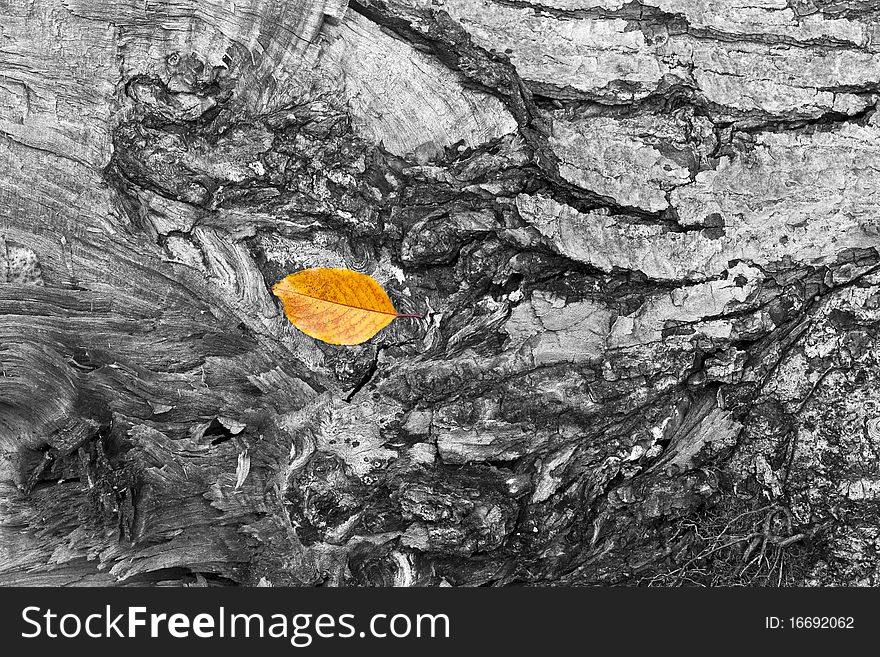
[2,0,879,586]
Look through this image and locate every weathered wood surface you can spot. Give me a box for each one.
[1,0,879,585]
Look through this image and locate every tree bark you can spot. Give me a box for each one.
[2,0,879,586]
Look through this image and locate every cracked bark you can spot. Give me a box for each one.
[2,0,880,586]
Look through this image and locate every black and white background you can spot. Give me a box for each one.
[1,0,879,600]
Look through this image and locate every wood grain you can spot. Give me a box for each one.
[1,0,879,586]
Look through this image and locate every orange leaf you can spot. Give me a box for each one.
[272,268,418,345]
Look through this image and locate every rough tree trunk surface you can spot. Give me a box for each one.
[2,0,879,587]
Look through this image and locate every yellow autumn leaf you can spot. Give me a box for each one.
[272,268,419,345]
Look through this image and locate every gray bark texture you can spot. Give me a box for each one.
[2,0,880,586]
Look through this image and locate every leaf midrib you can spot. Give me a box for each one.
[285,289,397,317]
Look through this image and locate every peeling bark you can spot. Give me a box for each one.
[2,0,880,586]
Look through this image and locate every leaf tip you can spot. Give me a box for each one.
[270,279,285,297]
